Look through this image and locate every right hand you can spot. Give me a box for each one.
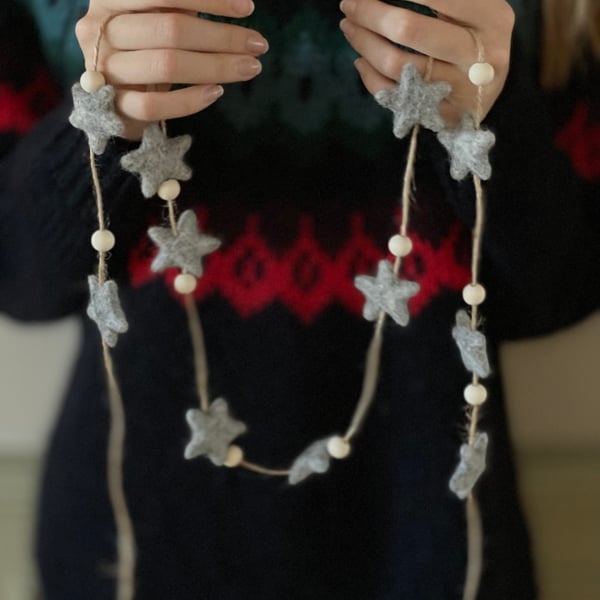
[75,0,268,138]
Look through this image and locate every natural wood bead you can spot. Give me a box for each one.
[91,229,115,252]
[327,436,351,459]
[224,445,244,468]
[462,283,486,306]
[80,70,106,93]
[174,273,197,294]
[388,234,413,257]
[468,62,495,86]
[158,179,181,202]
[464,383,488,406]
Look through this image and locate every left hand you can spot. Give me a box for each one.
[339,0,515,126]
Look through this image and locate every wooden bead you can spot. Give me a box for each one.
[224,445,244,468]
[91,229,115,252]
[174,273,197,294]
[464,383,488,406]
[80,70,106,93]
[158,179,181,202]
[327,436,351,460]
[388,234,413,257]
[462,283,486,306]
[468,62,495,86]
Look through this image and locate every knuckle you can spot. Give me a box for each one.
[380,51,403,80]
[394,13,419,49]
[152,49,179,81]
[133,93,160,122]
[156,13,183,47]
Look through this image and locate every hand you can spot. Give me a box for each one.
[339,0,515,126]
[75,0,268,138]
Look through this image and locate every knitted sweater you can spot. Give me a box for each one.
[1,1,598,599]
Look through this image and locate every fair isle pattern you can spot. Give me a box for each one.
[129,211,471,322]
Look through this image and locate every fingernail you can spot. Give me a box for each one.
[204,85,224,101]
[339,19,354,35]
[234,0,254,15]
[247,35,269,55]
[340,0,356,15]
[237,58,262,77]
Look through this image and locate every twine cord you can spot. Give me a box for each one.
[461,28,488,600]
[103,343,136,600]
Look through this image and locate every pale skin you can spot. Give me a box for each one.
[75,0,515,139]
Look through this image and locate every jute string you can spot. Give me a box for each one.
[461,28,489,600]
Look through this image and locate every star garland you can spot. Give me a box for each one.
[69,20,499,600]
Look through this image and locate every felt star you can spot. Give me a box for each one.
[69,83,124,155]
[86,275,128,348]
[184,398,247,466]
[148,209,221,277]
[438,114,496,180]
[452,310,490,378]
[121,123,192,198]
[374,63,451,138]
[354,260,419,326]
[288,438,331,485]
[449,432,489,500]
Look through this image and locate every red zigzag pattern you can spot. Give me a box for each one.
[129,211,471,323]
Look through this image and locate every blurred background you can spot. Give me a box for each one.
[1,312,599,599]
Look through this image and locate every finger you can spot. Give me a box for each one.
[100,0,255,18]
[341,19,456,82]
[116,84,224,122]
[106,12,269,55]
[104,49,262,85]
[425,0,514,30]
[340,0,474,66]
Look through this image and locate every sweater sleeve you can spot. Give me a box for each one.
[423,40,600,341]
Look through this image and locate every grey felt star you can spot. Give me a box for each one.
[354,260,419,326]
[288,438,331,485]
[438,113,496,180]
[374,63,451,138]
[69,83,124,155]
[86,275,129,347]
[452,310,490,378]
[148,209,221,277]
[449,432,489,500]
[184,398,247,466]
[121,123,192,198]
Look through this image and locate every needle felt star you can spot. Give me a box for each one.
[121,124,192,198]
[184,398,247,466]
[452,310,490,378]
[148,210,221,277]
[438,113,496,180]
[288,438,331,485]
[449,432,489,500]
[87,275,129,347]
[374,63,451,138]
[69,84,124,155]
[355,260,419,326]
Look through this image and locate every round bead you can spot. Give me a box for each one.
[468,62,495,86]
[158,179,181,202]
[174,273,197,294]
[91,229,115,252]
[462,283,486,306]
[327,436,351,460]
[224,445,244,468]
[464,383,488,406]
[388,234,413,258]
[80,70,106,93]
